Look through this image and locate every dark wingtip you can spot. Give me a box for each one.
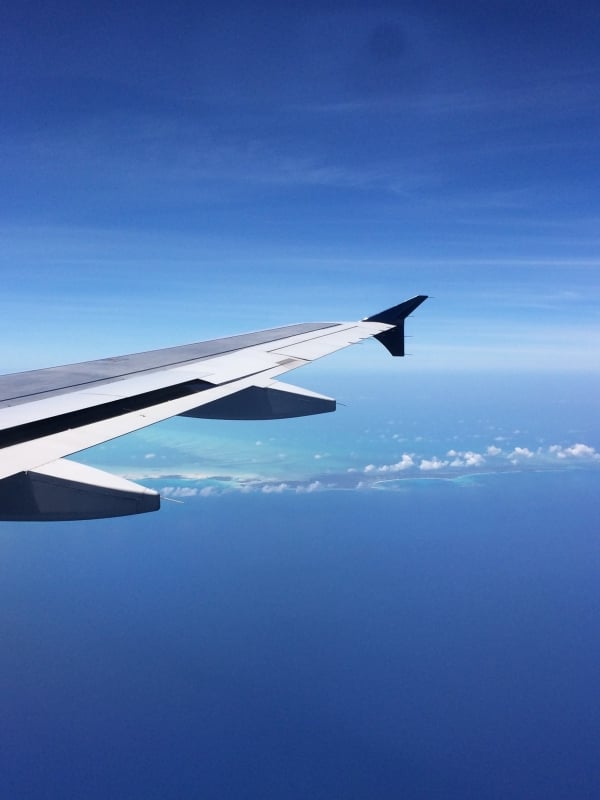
[364,295,428,357]
[363,295,428,324]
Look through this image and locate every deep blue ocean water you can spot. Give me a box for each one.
[1,470,598,799]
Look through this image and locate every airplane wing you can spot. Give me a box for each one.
[0,295,427,521]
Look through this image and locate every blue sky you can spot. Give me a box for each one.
[1,0,599,373]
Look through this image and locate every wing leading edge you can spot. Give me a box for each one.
[0,296,427,521]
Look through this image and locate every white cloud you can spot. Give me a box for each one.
[549,443,600,460]
[419,457,448,471]
[261,483,288,494]
[364,454,414,474]
[487,445,502,456]
[162,486,199,498]
[509,447,534,458]
[297,480,323,493]
[144,453,156,459]
[448,450,486,467]
[464,451,485,467]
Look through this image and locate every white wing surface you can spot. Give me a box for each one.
[0,296,427,520]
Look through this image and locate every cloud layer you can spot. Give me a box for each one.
[154,441,600,499]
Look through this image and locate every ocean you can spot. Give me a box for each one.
[1,469,598,798]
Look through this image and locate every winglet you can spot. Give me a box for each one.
[363,295,428,325]
[363,295,428,357]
